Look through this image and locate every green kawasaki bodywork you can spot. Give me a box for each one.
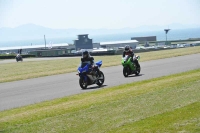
[121,56,140,71]
[122,55,141,77]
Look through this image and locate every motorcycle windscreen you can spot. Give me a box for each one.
[81,61,91,68]
[125,55,131,60]
[78,64,89,73]
[122,55,130,63]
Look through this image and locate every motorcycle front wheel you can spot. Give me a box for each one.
[79,77,88,89]
[123,67,130,77]
[135,64,141,76]
[96,71,104,87]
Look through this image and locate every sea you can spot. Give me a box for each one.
[0,28,200,47]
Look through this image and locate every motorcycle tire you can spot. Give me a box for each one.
[96,71,104,87]
[79,77,88,89]
[123,67,129,77]
[135,64,141,76]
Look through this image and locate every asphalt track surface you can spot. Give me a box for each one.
[0,54,200,111]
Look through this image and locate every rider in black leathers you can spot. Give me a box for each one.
[81,50,100,76]
[123,45,140,69]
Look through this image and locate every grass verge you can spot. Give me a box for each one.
[0,68,200,132]
[1,46,200,83]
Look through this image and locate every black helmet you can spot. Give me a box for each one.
[125,45,130,52]
[82,50,89,58]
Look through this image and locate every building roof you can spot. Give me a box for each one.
[100,40,138,46]
[132,36,156,38]
[30,49,67,52]
[78,34,89,36]
[0,43,69,50]
[171,41,200,44]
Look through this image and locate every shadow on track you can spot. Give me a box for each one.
[82,85,107,90]
[126,74,144,78]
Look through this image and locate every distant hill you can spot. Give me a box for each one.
[0,23,199,45]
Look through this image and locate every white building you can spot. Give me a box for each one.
[100,40,138,49]
[0,43,69,54]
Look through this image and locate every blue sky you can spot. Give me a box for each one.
[0,0,200,29]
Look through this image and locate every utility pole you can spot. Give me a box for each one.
[44,35,46,49]
[164,29,170,45]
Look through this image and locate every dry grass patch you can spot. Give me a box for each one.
[0,46,200,83]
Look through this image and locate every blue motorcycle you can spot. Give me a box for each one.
[77,61,105,89]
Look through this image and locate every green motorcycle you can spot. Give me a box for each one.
[121,55,141,77]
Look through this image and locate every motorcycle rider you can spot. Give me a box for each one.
[16,54,20,58]
[81,50,101,77]
[16,54,22,60]
[123,45,140,69]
